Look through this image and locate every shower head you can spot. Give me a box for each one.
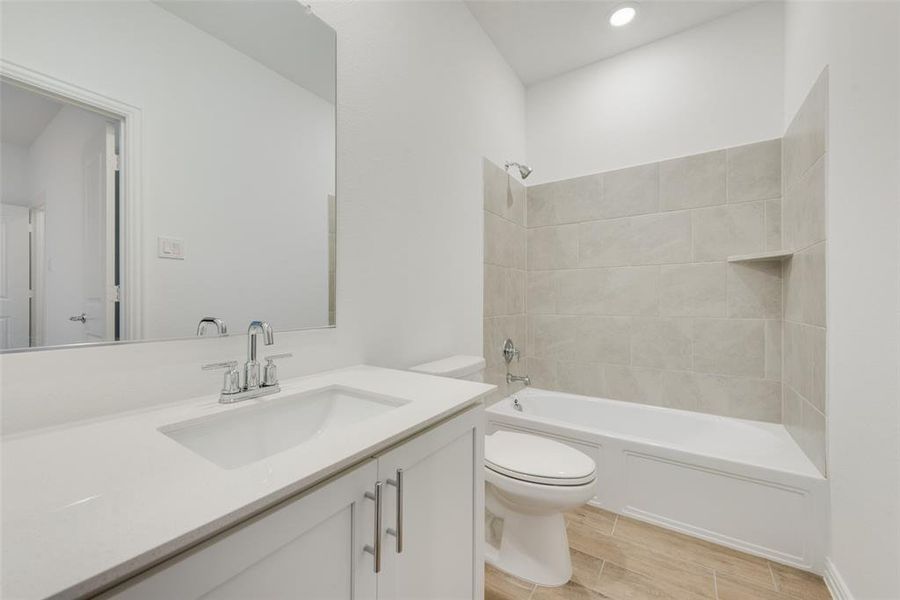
[505,161,533,180]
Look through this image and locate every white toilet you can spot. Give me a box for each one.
[409,356,597,587]
[484,431,596,586]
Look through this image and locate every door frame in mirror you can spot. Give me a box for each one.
[1,59,145,349]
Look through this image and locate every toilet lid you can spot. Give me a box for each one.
[485,431,596,486]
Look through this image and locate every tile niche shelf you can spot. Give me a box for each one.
[726,250,794,263]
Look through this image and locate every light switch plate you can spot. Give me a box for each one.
[158,236,185,260]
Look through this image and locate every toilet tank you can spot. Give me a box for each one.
[409,355,486,382]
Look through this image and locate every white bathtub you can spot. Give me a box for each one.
[486,387,827,572]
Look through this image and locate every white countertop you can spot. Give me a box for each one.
[1,365,493,600]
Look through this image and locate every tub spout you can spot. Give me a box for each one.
[507,373,531,386]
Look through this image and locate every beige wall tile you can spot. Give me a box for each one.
[528,225,579,270]
[629,211,693,265]
[782,384,803,433]
[692,202,766,261]
[803,242,826,327]
[631,318,693,370]
[601,163,660,218]
[662,371,781,421]
[693,318,766,377]
[809,325,826,413]
[526,356,558,390]
[507,269,526,315]
[659,263,727,317]
[484,263,505,318]
[603,365,663,405]
[784,155,825,251]
[557,267,660,316]
[527,270,557,314]
[765,198,782,251]
[783,69,828,191]
[784,385,826,475]
[558,362,606,397]
[483,157,525,225]
[485,210,525,268]
[781,256,802,323]
[576,316,632,364]
[660,150,726,211]
[578,219,633,268]
[529,314,577,360]
[765,319,782,381]
[801,400,826,474]
[726,139,781,203]
[727,262,782,318]
[527,174,603,227]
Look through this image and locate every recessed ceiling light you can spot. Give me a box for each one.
[609,3,638,27]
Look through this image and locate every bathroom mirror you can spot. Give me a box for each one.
[0,0,336,351]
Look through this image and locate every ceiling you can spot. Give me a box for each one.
[155,0,335,104]
[0,82,64,147]
[466,1,758,85]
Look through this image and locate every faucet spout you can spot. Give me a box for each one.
[247,320,274,361]
[245,320,274,390]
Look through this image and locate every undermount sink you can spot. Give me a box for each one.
[160,386,409,469]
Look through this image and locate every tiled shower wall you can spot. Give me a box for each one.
[483,159,528,401]
[523,141,786,422]
[782,70,828,474]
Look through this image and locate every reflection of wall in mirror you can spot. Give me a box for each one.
[1,0,336,342]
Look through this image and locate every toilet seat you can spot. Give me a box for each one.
[485,431,596,486]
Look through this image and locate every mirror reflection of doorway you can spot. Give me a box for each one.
[0,80,121,349]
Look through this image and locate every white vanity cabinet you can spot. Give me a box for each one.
[106,406,483,600]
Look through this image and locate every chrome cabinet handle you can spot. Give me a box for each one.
[69,313,87,323]
[363,481,384,573]
[386,469,404,553]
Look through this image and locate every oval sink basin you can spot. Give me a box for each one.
[160,386,408,469]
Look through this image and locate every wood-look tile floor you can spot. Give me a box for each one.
[485,506,831,600]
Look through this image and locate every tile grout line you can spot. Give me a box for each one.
[713,571,720,600]
[610,514,619,536]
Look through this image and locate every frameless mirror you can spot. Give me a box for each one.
[0,0,336,351]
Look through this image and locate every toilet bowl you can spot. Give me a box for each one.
[484,431,596,587]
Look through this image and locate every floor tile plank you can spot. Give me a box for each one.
[612,517,774,587]
[769,563,830,600]
[486,564,535,600]
[567,523,716,599]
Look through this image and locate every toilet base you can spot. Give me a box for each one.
[486,510,572,587]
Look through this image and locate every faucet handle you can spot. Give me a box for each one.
[202,361,241,395]
[262,353,293,387]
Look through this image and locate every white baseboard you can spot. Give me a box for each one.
[824,558,853,600]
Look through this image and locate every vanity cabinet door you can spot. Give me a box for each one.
[106,460,378,600]
[376,406,484,600]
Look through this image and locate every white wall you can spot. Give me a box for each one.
[1,0,334,340]
[26,105,110,346]
[525,2,784,185]
[783,2,900,597]
[0,142,29,204]
[0,1,525,433]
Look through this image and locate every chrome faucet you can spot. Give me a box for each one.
[507,373,531,386]
[502,338,530,386]
[197,316,228,336]
[245,320,274,390]
[202,320,291,404]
